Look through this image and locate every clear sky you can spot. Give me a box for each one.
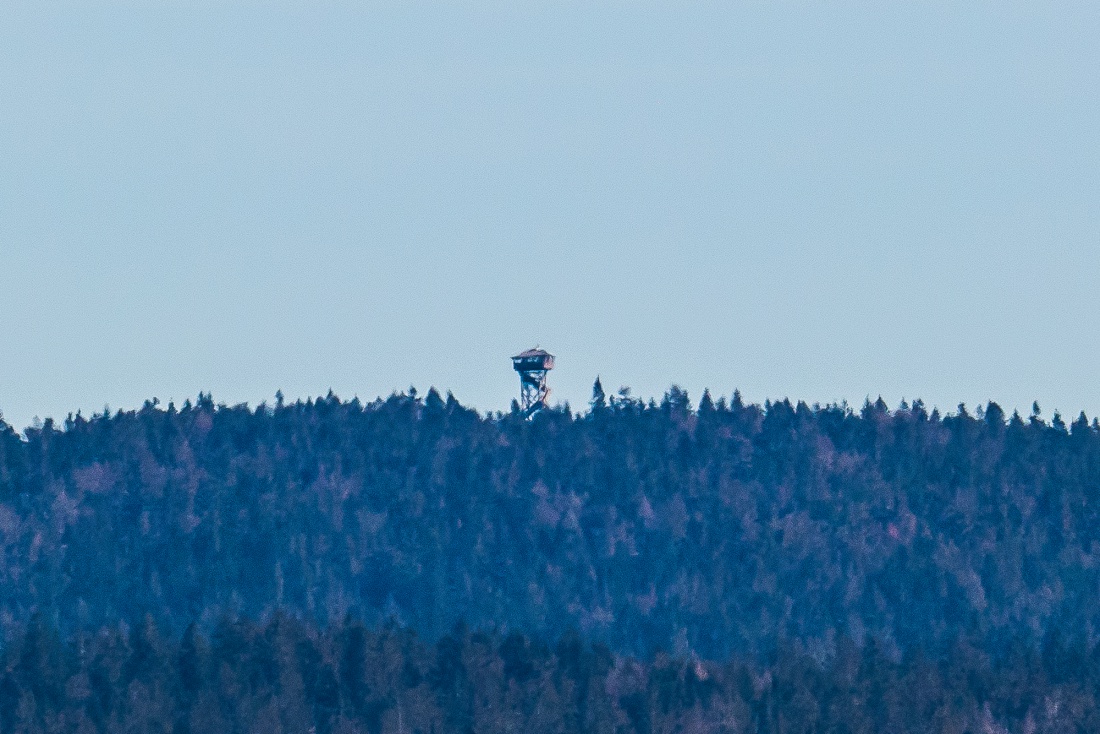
[2,2,1098,430]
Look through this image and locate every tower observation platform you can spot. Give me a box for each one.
[512,348,554,417]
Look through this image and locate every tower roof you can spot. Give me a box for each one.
[512,347,554,360]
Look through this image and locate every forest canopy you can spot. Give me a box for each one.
[6,387,1100,730]
[1,387,1098,657]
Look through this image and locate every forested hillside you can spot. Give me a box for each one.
[5,615,1100,734]
[2,385,1100,663]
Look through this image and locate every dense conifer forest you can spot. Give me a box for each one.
[3,384,1100,732]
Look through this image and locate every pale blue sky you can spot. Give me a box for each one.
[2,2,1098,430]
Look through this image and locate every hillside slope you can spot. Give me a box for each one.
[1,388,1098,660]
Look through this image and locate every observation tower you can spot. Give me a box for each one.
[512,348,554,417]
